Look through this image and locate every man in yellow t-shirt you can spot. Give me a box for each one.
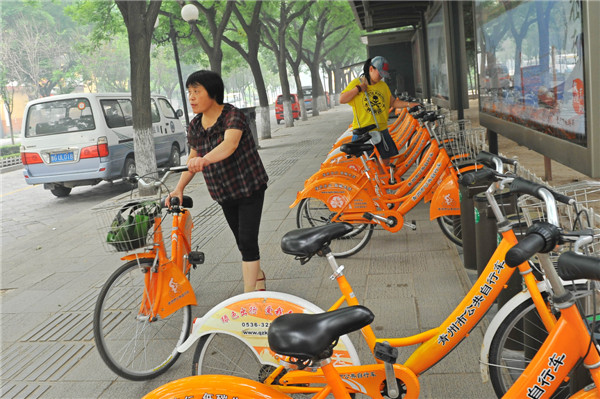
[340,56,418,160]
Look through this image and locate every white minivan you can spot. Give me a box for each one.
[20,93,187,197]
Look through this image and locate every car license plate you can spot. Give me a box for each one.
[50,152,74,163]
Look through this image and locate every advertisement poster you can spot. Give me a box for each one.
[476,0,586,146]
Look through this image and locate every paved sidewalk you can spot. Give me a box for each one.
[1,105,495,398]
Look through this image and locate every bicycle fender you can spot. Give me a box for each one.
[429,172,460,220]
[142,375,290,399]
[304,164,364,187]
[289,177,376,212]
[177,291,361,368]
[478,280,586,382]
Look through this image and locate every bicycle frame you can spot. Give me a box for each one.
[121,208,197,320]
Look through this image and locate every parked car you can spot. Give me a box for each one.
[275,94,301,124]
[302,86,313,112]
[20,93,187,197]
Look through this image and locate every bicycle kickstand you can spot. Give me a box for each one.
[404,220,417,230]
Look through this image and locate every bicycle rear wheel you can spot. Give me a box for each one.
[296,197,374,258]
[93,258,192,380]
[488,285,597,398]
[437,215,463,247]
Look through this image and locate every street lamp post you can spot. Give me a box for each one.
[168,17,190,127]
[154,5,198,127]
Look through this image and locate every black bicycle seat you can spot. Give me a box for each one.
[281,223,353,258]
[340,142,374,157]
[268,306,374,360]
[352,124,377,136]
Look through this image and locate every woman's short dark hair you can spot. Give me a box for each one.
[186,70,224,104]
[362,58,373,85]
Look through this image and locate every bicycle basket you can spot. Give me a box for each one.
[518,180,600,259]
[101,199,161,252]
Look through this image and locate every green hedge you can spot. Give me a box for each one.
[0,145,21,156]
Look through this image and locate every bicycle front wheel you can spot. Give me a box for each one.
[193,332,318,399]
[436,215,462,247]
[488,286,596,398]
[93,258,192,380]
[296,197,374,258]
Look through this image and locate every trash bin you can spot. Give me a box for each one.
[240,107,259,149]
[459,182,488,270]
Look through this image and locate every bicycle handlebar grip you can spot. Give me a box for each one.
[458,168,497,186]
[509,177,571,204]
[168,165,189,173]
[557,251,600,281]
[505,222,561,267]
[476,151,517,167]
[128,173,140,184]
[409,104,422,113]
[505,233,546,268]
[422,112,438,122]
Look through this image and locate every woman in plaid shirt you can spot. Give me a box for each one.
[168,70,269,292]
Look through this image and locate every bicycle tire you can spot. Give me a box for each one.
[296,197,374,258]
[436,215,463,247]
[93,258,192,381]
[488,286,596,398]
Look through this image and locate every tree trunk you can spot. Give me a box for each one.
[116,0,161,196]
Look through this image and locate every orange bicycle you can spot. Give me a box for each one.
[292,111,486,256]
[92,166,204,380]
[143,210,600,399]
[163,171,597,398]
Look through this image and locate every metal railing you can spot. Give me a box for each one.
[1,155,22,168]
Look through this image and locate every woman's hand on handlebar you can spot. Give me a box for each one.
[187,155,211,173]
[166,189,183,208]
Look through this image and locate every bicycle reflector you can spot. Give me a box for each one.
[106,200,160,251]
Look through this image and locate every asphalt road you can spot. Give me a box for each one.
[0,168,137,249]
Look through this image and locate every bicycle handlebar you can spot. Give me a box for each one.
[477,151,518,169]
[505,222,561,267]
[557,251,600,281]
[458,168,498,186]
[509,177,572,205]
[505,233,546,267]
[132,166,189,188]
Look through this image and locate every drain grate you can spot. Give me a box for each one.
[21,312,93,342]
[1,381,50,399]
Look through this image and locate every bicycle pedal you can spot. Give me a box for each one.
[188,251,205,266]
[374,341,398,363]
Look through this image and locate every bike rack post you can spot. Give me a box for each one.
[459,182,488,270]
